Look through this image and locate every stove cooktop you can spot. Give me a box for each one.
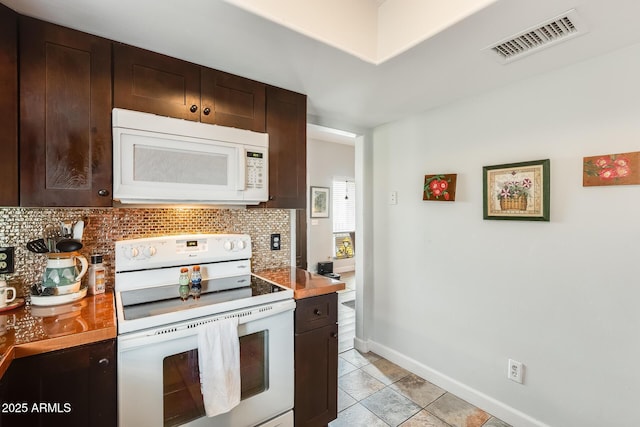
[115,274,293,334]
[121,275,288,321]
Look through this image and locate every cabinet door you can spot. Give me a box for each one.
[0,4,18,206]
[201,68,265,132]
[113,43,201,121]
[0,339,117,427]
[294,324,338,427]
[264,86,307,209]
[19,17,112,207]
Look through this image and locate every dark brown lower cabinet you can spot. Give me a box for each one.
[0,339,117,427]
[295,293,338,427]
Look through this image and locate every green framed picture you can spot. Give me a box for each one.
[310,186,330,218]
[483,159,550,221]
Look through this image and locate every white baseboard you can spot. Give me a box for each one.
[367,341,550,427]
[353,337,370,353]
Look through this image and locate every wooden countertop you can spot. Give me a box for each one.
[0,291,117,379]
[254,267,345,299]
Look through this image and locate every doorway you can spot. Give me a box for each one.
[306,124,357,352]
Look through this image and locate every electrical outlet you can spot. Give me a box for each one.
[0,247,15,274]
[270,234,281,251]
[508,359,524,384]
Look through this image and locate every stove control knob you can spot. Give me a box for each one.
[144,246,157,257]
[236,240,246,250]
[130,247,140,259]
[224,240,234,251]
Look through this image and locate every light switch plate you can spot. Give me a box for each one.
[389,191,398,205]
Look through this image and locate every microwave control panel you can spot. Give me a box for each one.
[246,150,266,189]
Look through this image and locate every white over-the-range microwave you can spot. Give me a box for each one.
[112,108,269,205]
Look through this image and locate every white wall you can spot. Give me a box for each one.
[307,137,355,273]
[369,42,640,427]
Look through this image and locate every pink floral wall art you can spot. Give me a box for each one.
[423,174,457,201]
[583,151,640,186]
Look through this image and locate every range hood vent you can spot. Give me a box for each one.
[486,9,586,64]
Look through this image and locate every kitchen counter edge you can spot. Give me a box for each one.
[0,292,117,379]
[253,267,345,299]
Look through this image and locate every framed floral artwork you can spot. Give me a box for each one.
[423,174,457,201]
[483,159,550,221]
[310,186,330,218]
[583,151,640,186]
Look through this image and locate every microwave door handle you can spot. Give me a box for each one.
[237,148,246,191]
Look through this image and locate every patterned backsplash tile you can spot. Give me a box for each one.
[0,207,291,298]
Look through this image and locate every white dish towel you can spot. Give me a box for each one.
[198,317,241,417]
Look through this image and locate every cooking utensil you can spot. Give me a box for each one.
[61,221,74,238]
[44,223,59,253]
[26,238,49,253]
[72,220,84,240]
[56,239,83,252]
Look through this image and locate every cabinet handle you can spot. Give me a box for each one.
[268,196,274,201]
[203,107,211,115]
[190,104,198,113]
[314,309,322,316]
[331,332,338,339]
[97,189,110,197]
[98,358,110,366]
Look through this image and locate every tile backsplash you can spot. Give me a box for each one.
[0,207,291,298]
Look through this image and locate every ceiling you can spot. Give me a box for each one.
[4,0,640,132]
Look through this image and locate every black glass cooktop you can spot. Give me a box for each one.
[121,274,287,321]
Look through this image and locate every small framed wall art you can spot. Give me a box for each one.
[310,186,330,218]
[583,151,640,186]
[483,159,550,221]
[423,174,457,201]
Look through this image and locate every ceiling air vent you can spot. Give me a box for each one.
[485,9,586,64]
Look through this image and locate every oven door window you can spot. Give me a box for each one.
[163,331,268,427]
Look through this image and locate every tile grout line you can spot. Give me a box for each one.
[336,350,507,427]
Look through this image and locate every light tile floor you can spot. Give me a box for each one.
[330,349,512,427]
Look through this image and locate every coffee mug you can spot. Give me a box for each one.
[0,280,16,307]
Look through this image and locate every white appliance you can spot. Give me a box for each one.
[115,234,294,427]
[112,108,269,205]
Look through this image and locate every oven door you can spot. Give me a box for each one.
[118,299,295,427]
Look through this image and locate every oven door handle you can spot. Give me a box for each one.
[118,299,295,351]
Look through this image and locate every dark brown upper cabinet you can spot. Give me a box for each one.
[113,43,201,121]
[19,16,113,207]
[114,44,265,132]
[264,86,307,209]
[0,3,18,206]
[201,68,265,132]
